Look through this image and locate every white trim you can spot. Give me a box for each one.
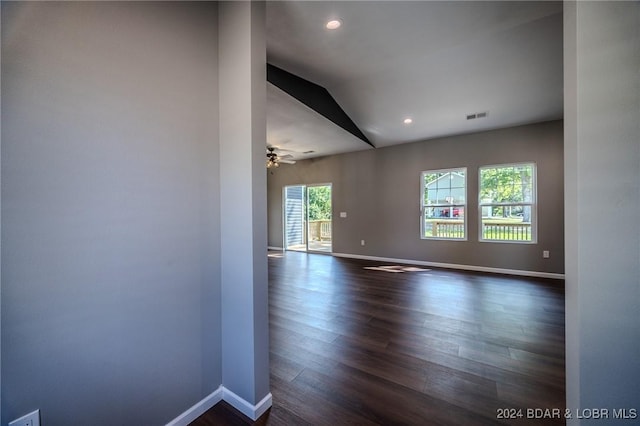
[166,386,223,426]
[332,252,564,280]
[223,388,273,421]
[268,246,284,251]
[166,387,273,425]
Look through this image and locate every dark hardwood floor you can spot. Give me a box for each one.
[192,252,565,425]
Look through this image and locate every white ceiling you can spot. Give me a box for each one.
[266,1,564,160]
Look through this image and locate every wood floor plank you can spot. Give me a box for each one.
[191,252,565,425]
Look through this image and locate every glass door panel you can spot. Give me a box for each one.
[283,184,332,253]
[306,184,332,253]
[284,185,306,251]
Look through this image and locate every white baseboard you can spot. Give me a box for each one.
[223,388,273,421]
[268,246,284,251]
[332,252,565,280]
[166,386,223,426]
[166,386,272,425]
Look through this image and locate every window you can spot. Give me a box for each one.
[479,163,536,243]
[421,168,466,240]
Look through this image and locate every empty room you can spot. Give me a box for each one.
[1,1,638,426]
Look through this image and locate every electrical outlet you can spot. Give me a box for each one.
[543,250,550,258]
[9,409,40,426]
[361,239,365,246]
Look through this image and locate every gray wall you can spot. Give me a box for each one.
[1,2,221,424]
[268,120,564,275]
[564,1,640,422]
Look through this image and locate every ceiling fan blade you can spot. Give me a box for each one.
[278,159,296,164]
[273,147,297,153]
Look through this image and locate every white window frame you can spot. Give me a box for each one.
[420,167,467,241]
[478,162,537,244]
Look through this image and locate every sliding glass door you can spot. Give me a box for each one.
[283,184,332,253]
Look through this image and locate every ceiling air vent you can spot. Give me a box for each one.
[467,111,488,120]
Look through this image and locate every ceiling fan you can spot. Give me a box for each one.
[266,147,296,168]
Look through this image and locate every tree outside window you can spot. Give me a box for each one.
[479,163,536,242]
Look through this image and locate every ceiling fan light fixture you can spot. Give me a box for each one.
[266,146,283,169]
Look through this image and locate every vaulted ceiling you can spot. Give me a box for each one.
[265,1,563,161]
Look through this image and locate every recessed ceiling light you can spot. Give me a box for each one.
[403,118,413,124]
[326,19,342,30]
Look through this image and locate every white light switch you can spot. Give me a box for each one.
[340,212,347,218]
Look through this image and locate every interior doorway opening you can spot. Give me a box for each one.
[283,184,332,253]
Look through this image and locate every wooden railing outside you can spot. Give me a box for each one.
[429,220,465,238]
[425,219,532,241]
[482,221,531,241]
[309,220,332,241]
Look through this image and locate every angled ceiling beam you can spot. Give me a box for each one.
[267,64,373,147]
